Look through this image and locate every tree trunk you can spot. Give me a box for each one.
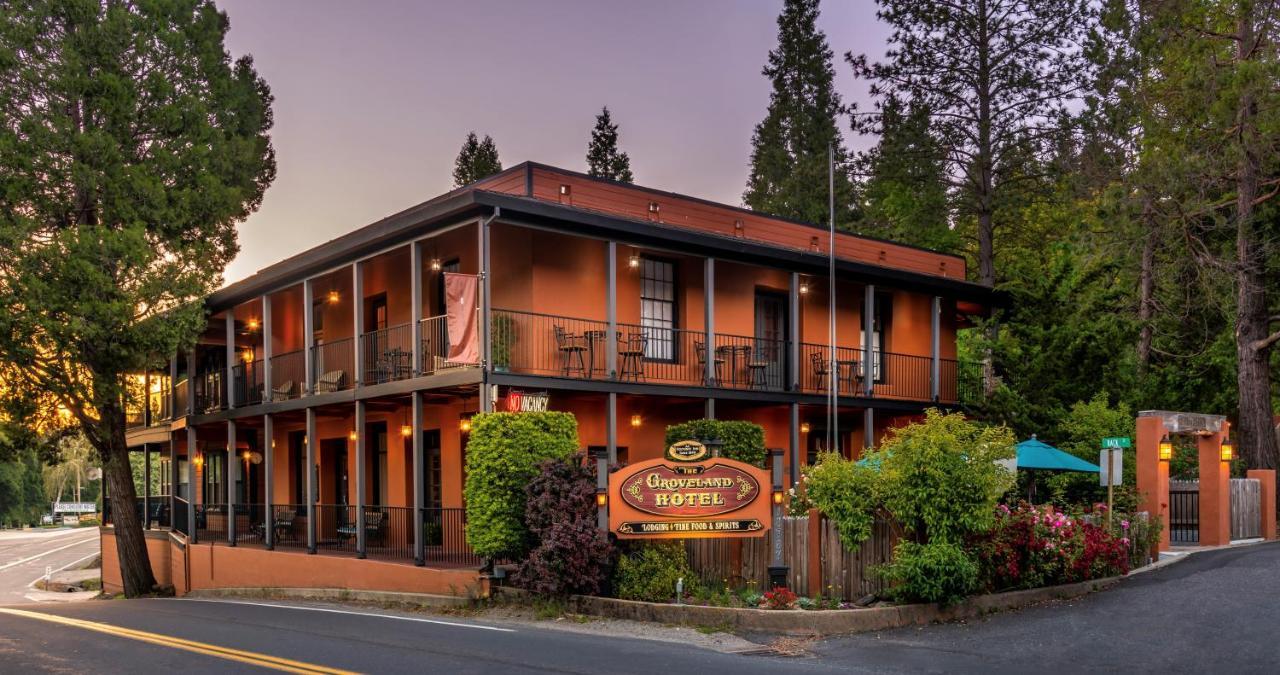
[1233,11,1278,472]
[96,400,158,596]
[1137,198,1157,373]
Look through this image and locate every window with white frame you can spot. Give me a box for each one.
[640,257,676,361]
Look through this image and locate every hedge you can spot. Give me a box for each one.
[463,411,579,559]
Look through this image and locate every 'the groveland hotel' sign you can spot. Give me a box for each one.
[608,441,772,539]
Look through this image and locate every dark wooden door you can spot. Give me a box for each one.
[754,290,788,388]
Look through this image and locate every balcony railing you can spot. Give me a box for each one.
[419,315,476,375]
[174,378,190,416]
[310,338,354,394]
[193,369,225,413]
[269,349,305,401]
[361,323,414,385]
[491,309,976,404]
[233,360,265,406]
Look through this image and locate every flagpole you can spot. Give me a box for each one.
[828,143,838,456]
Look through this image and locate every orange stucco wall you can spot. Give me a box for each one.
[100,529,176,595]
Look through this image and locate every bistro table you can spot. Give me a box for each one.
[583,329,621,379]
[715,344,752,386]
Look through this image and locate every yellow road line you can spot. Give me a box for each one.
[0,607,358,674]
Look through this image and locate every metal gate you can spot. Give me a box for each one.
[1169,482,1199,544]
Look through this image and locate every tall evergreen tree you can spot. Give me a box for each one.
[744,0,856,228]
[586,107,633,183]
[849,0,1092,288]
[855,97,955,252]
[452,132,503,187]
[0,1,276,595]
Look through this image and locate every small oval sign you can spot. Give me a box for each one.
[666,439,708,462]
[619,462,760,518]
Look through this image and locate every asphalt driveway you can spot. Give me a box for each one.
[810,541,1280,673]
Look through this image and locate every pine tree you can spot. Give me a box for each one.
[744,0,856,228]
[452,132,503,187]
[586,107,633,183]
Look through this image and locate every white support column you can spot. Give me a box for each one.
[479,218,493,412]
[264,413,274,549]
[789,403,800,486]
[789,272,801,391]
[303,279,315,395]
[607,241,617,379]
[225,314,236,408]
[355,400,366,558]
[411,241,423,375]
[412,391,425,565]
[226,420,237,546]
[262,294,273,401]
[186,426,197,543]
[353,263,364,387]
[305,407,317,553]
[704,257,715,386]
[863,285,875,398]
[607,393,617,465]
[931,296,942,402]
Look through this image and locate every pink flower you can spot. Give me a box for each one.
[1120,537,1130,545]
[1121,520,1130,530]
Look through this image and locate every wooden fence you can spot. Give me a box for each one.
[1231,478,1262,540]
[685,515,899,601]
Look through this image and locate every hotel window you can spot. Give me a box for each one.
[640,257,676,361]
[861,294,891,382]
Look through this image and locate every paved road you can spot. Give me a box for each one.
[810,541,1280,673]
[0,540,1275,673]
[0,528,99,604]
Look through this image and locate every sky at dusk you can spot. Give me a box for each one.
[216,0,892,283]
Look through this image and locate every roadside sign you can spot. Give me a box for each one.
[1099,449,1123,487]
[1101,437,1131,449]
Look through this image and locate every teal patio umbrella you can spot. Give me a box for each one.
[1016,435,1100,502]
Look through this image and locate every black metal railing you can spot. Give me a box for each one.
[268,349,305,401]
[310,339,354,394]
[233,360,265,406]
[193,370,225,412]
[231,503,265,545]
[173,497,190,536]
[361,324,414,385]
[174,378,190,416]
[147,495,171,528]
[713,332,786,391]
[195,503,227,542]
[492,309,609,377]
[148,379,171,423]
[1170,488,1199,544]
[268,504,309,549]
[619,322,705,385]
[362,505,414,562]
[422,507,481,568]
[314,503,359,554]
[419,314,477,374]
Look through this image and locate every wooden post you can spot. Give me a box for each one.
[807,508,822,598]
[1246,469,1276,540]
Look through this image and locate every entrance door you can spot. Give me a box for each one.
[421,430,442,510]
[368,421,388,506]
[364,293,390,382]
[754,290,788,389]
[322,438,348,507]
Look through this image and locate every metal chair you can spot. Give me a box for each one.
[618,333,648,382]
[554,325,588,377]
[810,351,831,391]
[694,339,724,386]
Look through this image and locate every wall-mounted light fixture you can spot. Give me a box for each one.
[327,289,341,305]
[348,429,357,442]
[459,416,472,433]
[246,318,260,332]
[1158,435,1173,462]
[628,253,641,269]
[800,422,811,434]
[241,348,255,364]
[799,280,810,295]
[772,490,784,505]
[430,258,442,272]
[401,424,413,438]
[194,454,204,469]
[1220,437,1234,462]
[595,492,608,507]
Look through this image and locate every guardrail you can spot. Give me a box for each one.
[361,323,414,385]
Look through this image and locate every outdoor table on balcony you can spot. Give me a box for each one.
[836,359,861,394]
[583,329,621,379]
[715,344,752,386]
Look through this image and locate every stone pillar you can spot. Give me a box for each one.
[1246,469,1276,540]
[1198,424,1231,547]
[1135,415,1170,553]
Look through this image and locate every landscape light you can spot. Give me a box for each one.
[595,492,608,507]
[1220,438,1234,462]
[1158,435,1173,462]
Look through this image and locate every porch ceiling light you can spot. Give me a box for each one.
[1220,438,1234,462]
[1158,435,1173,462]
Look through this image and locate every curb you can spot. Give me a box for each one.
[184,586,475,609]
[518,578,1123,637]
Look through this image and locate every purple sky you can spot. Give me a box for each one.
[217,0,891,283]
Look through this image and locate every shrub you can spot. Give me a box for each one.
[879,541,978,606]
[515,456,613,596]
[463,412,579,559]
[664,419,766,468]
[761,586,798,609]
[801,452,879,547]
[613,542,695,603]
[875,409,1016,545]
[971,503,1130,593]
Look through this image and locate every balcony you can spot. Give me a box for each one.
[492,309,980,405]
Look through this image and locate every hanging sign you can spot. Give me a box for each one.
[503,389,549,413]
[608,452,771,539]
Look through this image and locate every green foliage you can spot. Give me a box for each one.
[874,410,1016,545]
[463,412,578,559]
[490,314,516,370]
[585,106,633,183]
[452,132,502,187]
[664,420,766,468]
[613,542,695,603]
[801,452,878,547]
[516,456,613,597]
[744,0,857,228]
[1042,394,1138,509]
[879,541,978,606]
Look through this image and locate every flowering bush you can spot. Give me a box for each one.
[971,502,1129,592]
[761,586,798,610]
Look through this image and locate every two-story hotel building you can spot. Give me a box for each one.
[105,162,993,596]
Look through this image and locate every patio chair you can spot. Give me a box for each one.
[810,351,831,391]
[554,325,588,378]
[272,509,296,543]
[695,339,724,386]
[315,370,346,393]
[271,380,294,401]
[618,333,648,382]
[746,355,771,390]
